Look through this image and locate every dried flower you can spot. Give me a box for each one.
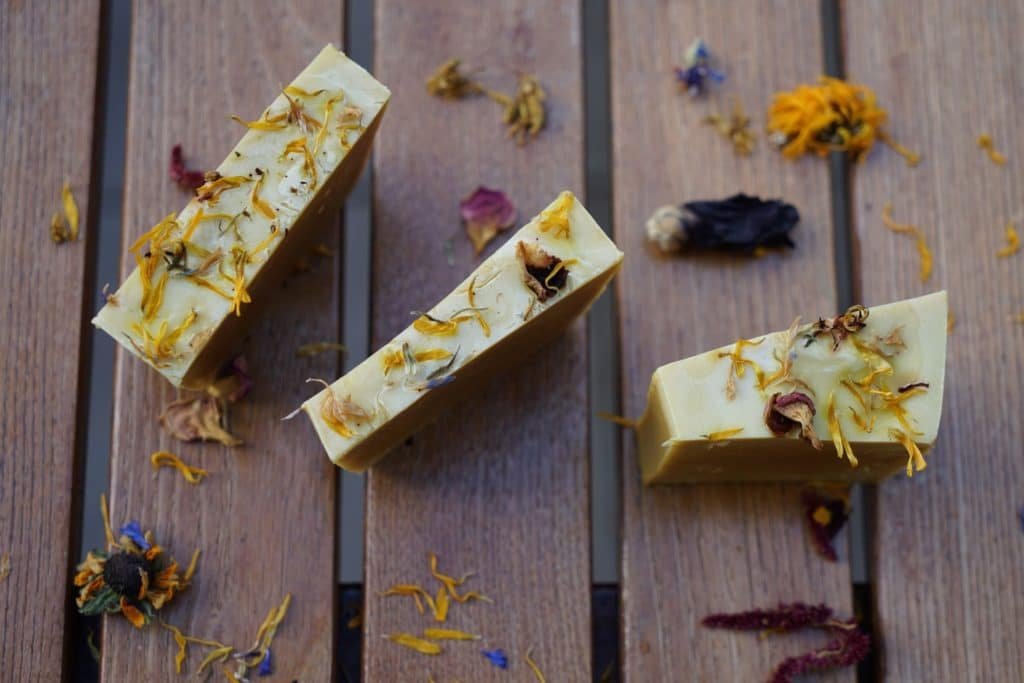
[997,222,1020,257]
[256,648,272,676]
[718,337,766,401]
[169,145,206,191]
[482,648,509,669]
[801,487,850,561]
[827,392,858,467]
[75,495,198,628]
[0,553,9,583]
[881,202,932,282]
[205,356,253,404]
[159,394,241,447]
[646,194,799,255]
[151,450,208,485]
[498,73,547,145]
[517,241,570,301]
[426,58,484,99]
[703,602,870,683]
[673,39,725,97]
[460,186,517,254]
[296,341,346,357]
[977,134,1007,165]
[703,427,744,441]
[308,378,372,438]
[386,633,442,655]
[704,99,756,155]
[423,628,481,641]
[768,77,918,165]
[537,191,574,239]
[765,392,822,449]
[806,304,869,351]
[62,182,79,240]
[525,647,547,682]
[890,427,926,476]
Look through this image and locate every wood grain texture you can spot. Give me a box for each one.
[0,1,101,680]
[366,1,591,679]
[844,1,1024,679]
[103,3,342,680]
[611,2,855,680]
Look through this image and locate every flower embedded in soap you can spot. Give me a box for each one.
[718,337,766,401]
[645,194,800,255]
[537,191,574,239]
[765,392,822,449]
[195,173,251,204]
[74,496,199,628]
[806,304,869,351]
[516,241,571,302]
[308,378,372,438]
[801,486,850,561]
[460,187,517,255]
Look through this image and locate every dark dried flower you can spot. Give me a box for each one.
[897,381,929,393]
[807,304,869,351]
[769,625,870,683]
[702,603,834,632]
[169,144,206,191]
[765,392,822,449]
[673,38,725,97]
[646,194,799,254]
[460,186,517,254]
[801,487,850,561]
[159,394,242,447]
[517,241,569,302]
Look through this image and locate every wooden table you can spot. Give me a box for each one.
[1,1,1021,681]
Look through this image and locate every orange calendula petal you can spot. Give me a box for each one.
[433,585,449,623]
[525,647,547,683]
[422,628,480,641]
[996,222,1020,257]
[537,190,573,238]
[120,599,146,628]
[385,633,442,655]
[163,623,189,673]
[62,182,79,240]
[100,494,116,549]
[197,646,234,674]
[881,202,932,282]
[703,427,744,441]
[150,450,208,485]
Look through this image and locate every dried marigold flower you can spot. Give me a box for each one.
[703,99,755,155]
[801,487,850,561]
[169,144,206,191]
[499,73,547,145]
[517,241,570,301]
[765,392,822,449]
[426,58,484,100]
[673,38,725,97]
[460,186,517,254]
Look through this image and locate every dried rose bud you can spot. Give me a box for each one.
[517,241,568,302]
[460,186,517,255]
[765,392,822,449]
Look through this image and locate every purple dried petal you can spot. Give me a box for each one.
[801,488,850,562]
[481,648,508,669]
[460,187,517,255]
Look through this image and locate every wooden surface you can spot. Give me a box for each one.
[0,1,101,679]
[611,2,855,680]
[364,1,592,680]
[103,2,342,681]
[845,1,1024,680]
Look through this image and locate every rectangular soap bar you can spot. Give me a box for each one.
[93,45,390,388]
[637,291,948,484]
[303,191,624,471]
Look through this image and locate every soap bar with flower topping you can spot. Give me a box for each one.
[93,45,390,388]
[637,292,947,484]
[303,191,623,471]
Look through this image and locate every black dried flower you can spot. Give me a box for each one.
[646,194,799,254]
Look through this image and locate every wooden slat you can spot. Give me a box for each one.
[845,1,1024,678]
[365,1,590,679]
[611,2,855,680]
[103,3,342,680]
[0,1,101,679]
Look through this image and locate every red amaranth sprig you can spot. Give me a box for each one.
[703,604,870,683]
[169,144,206,191]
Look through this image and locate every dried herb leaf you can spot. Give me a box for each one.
[460,186,517,254]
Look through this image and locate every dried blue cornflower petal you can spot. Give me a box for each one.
[118,521,150,551]
[673,38,725,97]
[482,648,509,669]
[257,647,273,676]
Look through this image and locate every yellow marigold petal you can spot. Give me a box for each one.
[890,428,927,476]
[703,427,744,441]
[881,202,932,282]
[250,173,277,219]
[197,646,234,674]
[466,275,491,337]
[150,450,208,485]
[537,191,574,238]
[62,182,79,240]
[385,633,442,655]
[100,494,116,549]
[422,628,481,641]
[996,222,1020,257]
[162,623,189,673]
[525,647,547,683]
[120,599,146,628]
[977,133,1008,165]
[826,392,857,467]
[230,114,287,131]
[543,257,578,289]
[597,411,637,428]
[413,315,460,336]
[433,585,449,623]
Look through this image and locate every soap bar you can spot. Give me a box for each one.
[637,292,947,484]
[93,45,390,388]
[304,191,624,471]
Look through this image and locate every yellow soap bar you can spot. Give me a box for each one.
[303,191,624,471]
[93,45,390,388]
[637,292,948,484]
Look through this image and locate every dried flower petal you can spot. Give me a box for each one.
[159,395,242,447]
[169,145,206,191]
[297,341,346,357]
[881,202,932,282]
[977,133,1007,165]
[801,487,850,561]
[517,241,570,301]
[890,427,926,476]
[256,648,272,676]
[673,38,725,96]
[827,392,857,467]
[423,628,480,641]
[807,304,869,351]
[151,450,208,485]
[717,337,766,401]
[997,222,1020,257]
[765,392,822,449]
[118,521,150,551]
[500,73,547,145]
[460,186,517,254]
[537,191,574,239]
[307,378,371,438]
[62,182,80,240]
[208,356,253,404]
[386,633,442,655]
[703,427,744,441]
[525,647,547,682]
[433,585,450,622]
[481,648,509,669]
[0,554,10,583]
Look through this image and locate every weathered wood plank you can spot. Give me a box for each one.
[103,2,342,680]
[844,1,1024,679]
[611,2,855,680]
[0,1,101,679]
[365,1,591,679]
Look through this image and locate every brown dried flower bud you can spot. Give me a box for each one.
[765,392,822,449]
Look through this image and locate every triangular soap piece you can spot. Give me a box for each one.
[303,191,623,471]
[94,45,390,388]
[637,292,948,484]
